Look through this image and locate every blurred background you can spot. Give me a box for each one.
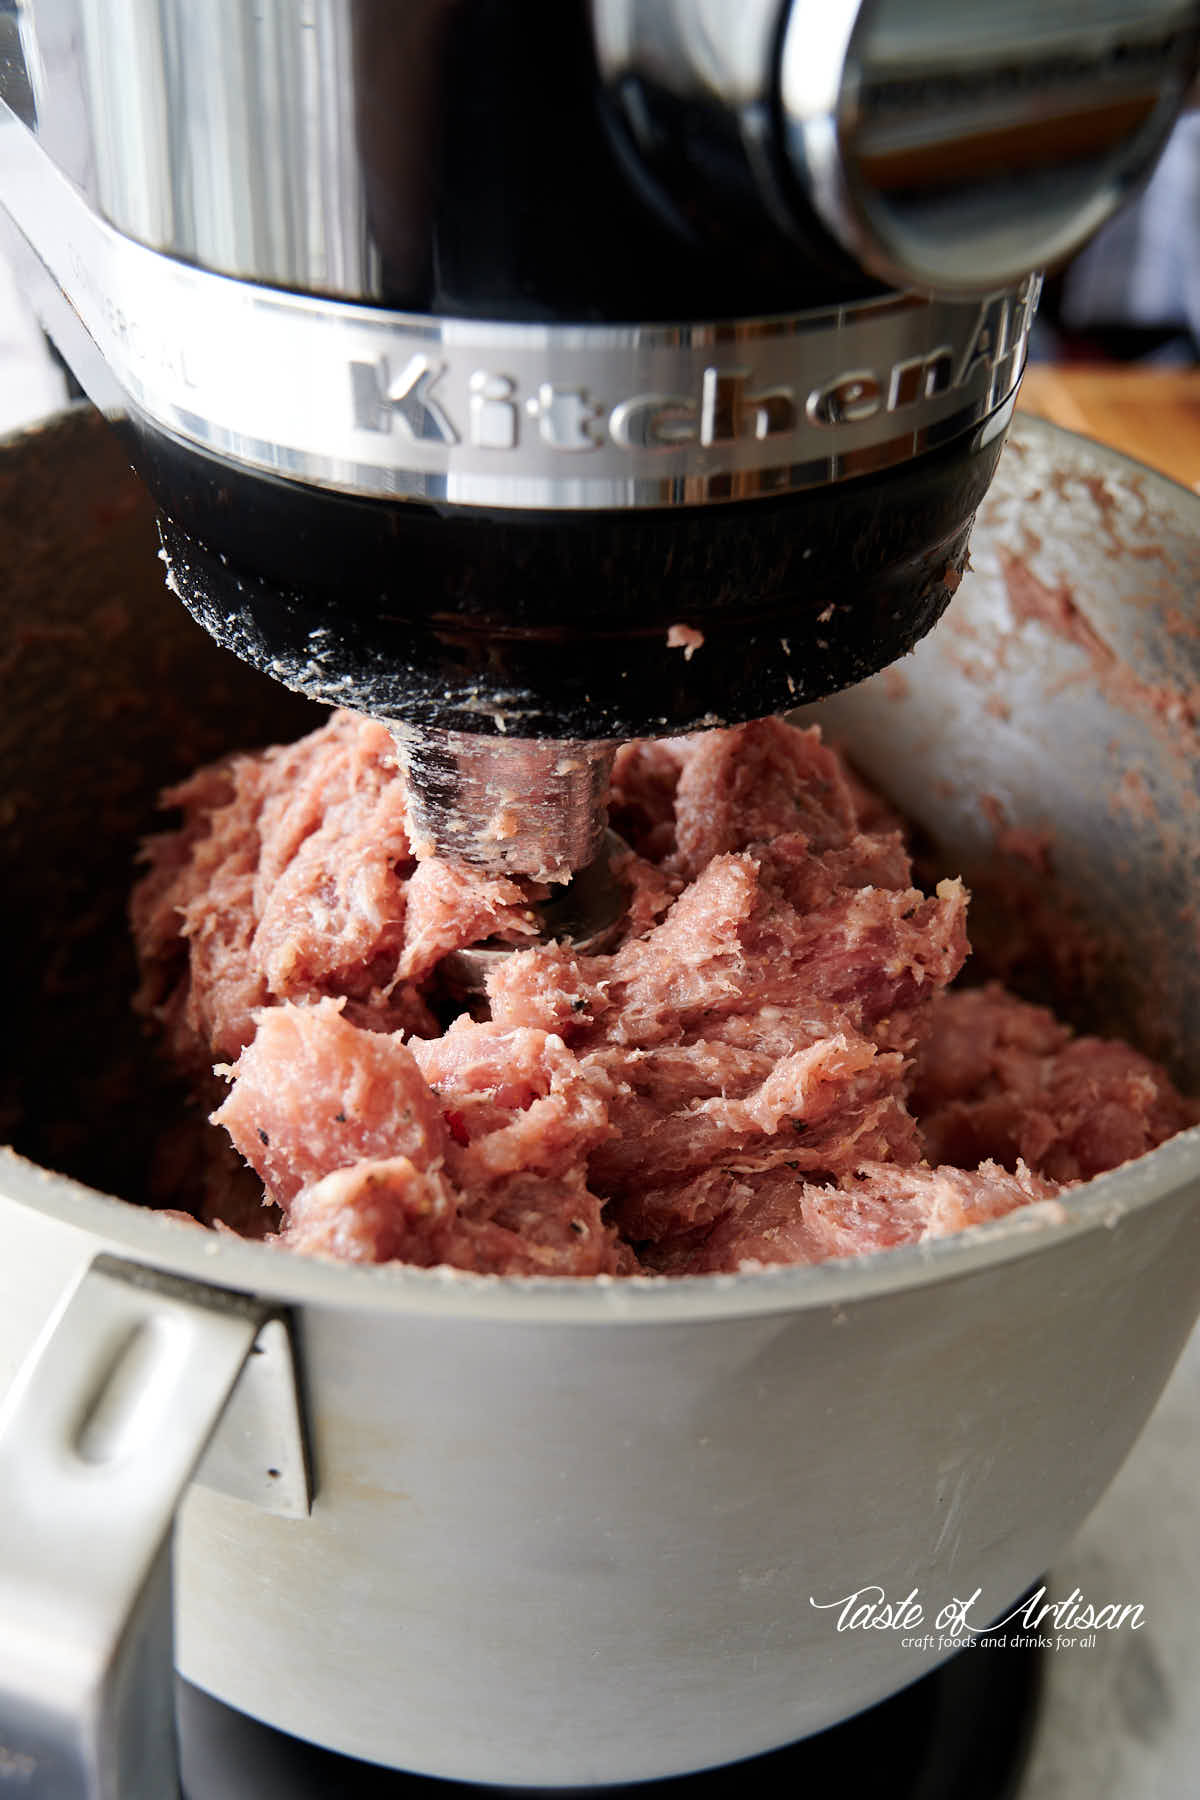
[1035,110,1200,368]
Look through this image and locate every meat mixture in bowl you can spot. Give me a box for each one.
[131,714,1196,1276]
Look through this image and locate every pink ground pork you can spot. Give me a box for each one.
[131,713,1196,1276]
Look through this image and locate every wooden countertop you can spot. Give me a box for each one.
[1016,366,1200,491]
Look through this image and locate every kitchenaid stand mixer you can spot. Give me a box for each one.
[1,0,1194,905]
[1,10,1200,1798]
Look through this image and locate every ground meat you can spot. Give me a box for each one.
[131,713,1197,1275]
[130,711,536,1065]
[655,1160,1064,1275]
[912,984,1196,1182]
[213,997,447,1207]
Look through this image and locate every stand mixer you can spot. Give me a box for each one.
[0,0,1196,901]
[3,16,1200,1796]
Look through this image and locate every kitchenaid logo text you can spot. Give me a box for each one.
[809,1582,1145,1652]
[348,283,1036,456]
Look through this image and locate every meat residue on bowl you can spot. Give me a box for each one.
[130,713,1196,1276]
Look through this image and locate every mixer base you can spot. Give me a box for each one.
[179,1611,1043,1798]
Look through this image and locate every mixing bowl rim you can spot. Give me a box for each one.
[4,1127,1197,1324]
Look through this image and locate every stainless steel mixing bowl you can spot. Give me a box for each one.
[0,408,1197,1795]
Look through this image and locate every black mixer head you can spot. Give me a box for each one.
[144,401,1003,745]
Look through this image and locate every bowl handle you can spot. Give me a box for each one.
[0,1253,277,1798]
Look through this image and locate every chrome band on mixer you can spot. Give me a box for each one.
[0,107,1037,511]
